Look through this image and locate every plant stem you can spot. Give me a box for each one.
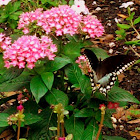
[61,122,65,137]
[125,39,140,57]
[130,20,140,37]
[57,113,60,137]
[17,120,21,140]
[95,112,105,140]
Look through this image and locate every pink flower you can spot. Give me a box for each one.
[3,35,57,69]
[0,0,11,6]
[76,55,87,68]
[81,15,104,38]
[17,104,24,111]
[58,137,65,140]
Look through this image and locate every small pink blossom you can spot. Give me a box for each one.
[58,137,65,140]
[17,104,24,111]
[76,55,90,74]
[3,35,57,69]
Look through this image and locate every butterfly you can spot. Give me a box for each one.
[81,48,136,96]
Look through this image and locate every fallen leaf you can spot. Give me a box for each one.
[99,34,114,43]
[0,129,12,138]
[127,119,140,124]
[117,14,128,19]
[129,131,140,139]
[118,73,125,82]
[135,0,140,5]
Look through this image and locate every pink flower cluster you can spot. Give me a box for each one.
[3,35,57,69]
[0,33,11,50]
[18,5,104,38]
[76,55,87,68]
[38,5,82,36]
[82,15,104,38]
[76,55,91,74]
[18,8,43,34]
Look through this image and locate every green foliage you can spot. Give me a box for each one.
[30,75,48,103]
[103,135,127,140]
[24,113,42,125]
[0,1,139,140]
[115,7,140,53]
[0,113,9,127]
[0,1,22,29]
[45,88,69,107]
[65,116,84,140]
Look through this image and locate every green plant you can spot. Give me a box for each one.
[0,1,139,140]
[0,1,22,29]
[115,7,140,57]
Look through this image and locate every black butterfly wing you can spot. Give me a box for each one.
[81,48,99,93]
[81,48,99,71]
[96,55,135,95]
[96,55,135,79]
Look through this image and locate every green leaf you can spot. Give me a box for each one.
[89,48,109,60]
[134,16,140,25]
[65,116,84,140]
[49,127,57,131]
[108,86,140,104]
[81,119,101,140]
[69,0,74,6]
[1,14,9,19]
[12,1,21,12]
[126,12,135,21]
[63,41,84,61]
[45,88,68,107]
[65,64,82,86]
[30,75,48,103]
[28,107,57,140]
[103,135,126,140]
[0,67,23,84]
[0,28,4,33]
[115,29,126,36]
[0,113,9,127]
[14,11,23,15]
[45,57,71,72]
[9,14,19,20]
[125,40,140,45]
[0,70,31,92]
[117,24,131,29]
[24,113,42,125]
[65,63,91,96]
[74,108,94,117]
[41,72,54,90]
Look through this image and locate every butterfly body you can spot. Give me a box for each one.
[81,49,136,95]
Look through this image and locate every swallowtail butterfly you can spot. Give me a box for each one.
[81,48,136,96]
